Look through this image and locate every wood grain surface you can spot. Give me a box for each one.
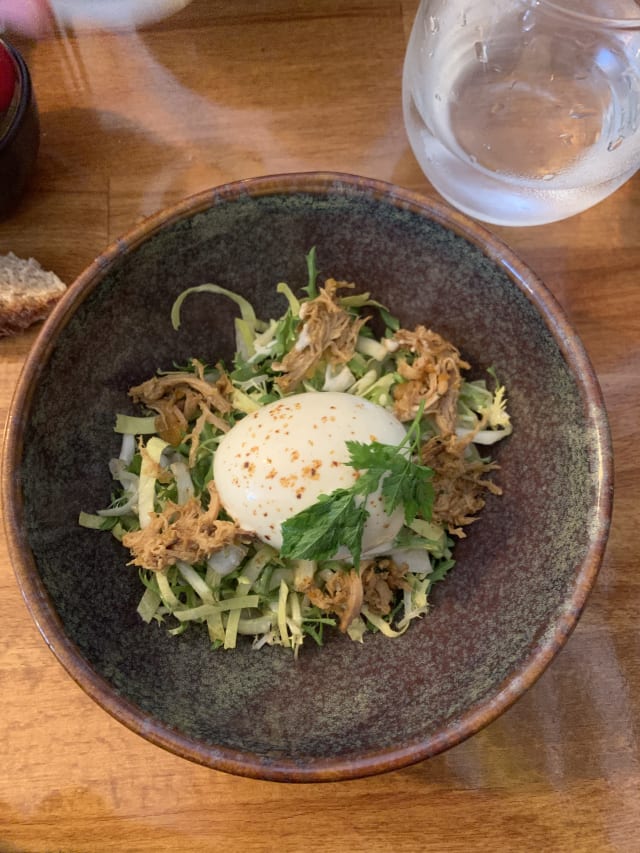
[1,2,638,851]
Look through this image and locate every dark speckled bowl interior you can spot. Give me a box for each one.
[3,173,612,782]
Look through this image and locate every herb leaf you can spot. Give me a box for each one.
[302,247,319,299]
[280,489,369,565]
[382,463,434,524]
[348,441,433,524]
[280,404,433,565]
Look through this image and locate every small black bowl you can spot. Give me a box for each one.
[0,38,40,219]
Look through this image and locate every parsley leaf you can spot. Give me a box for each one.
[279,404,433,565]
[280,489,369,565]
[346,438,433,524]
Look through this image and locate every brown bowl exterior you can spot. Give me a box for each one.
[2,173,612,781]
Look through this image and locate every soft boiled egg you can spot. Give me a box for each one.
[213,391,407,560]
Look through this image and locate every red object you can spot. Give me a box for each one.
[0,41,16,113]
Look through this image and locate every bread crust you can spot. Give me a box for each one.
[0,253,66,336]
[0,292,65,336]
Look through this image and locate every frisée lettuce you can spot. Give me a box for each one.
[80,250,511,654]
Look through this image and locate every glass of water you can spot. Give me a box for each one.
[403,0,640,226]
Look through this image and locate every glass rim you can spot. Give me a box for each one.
[540,0,640,29]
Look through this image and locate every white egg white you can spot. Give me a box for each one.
[213,391,407,559]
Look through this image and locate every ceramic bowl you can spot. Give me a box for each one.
[3,173,612,782]
[0,38,40,219]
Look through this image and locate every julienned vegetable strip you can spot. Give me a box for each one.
[81,251,511,654]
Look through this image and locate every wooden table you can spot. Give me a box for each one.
[1,3,637,851]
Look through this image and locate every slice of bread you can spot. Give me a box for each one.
[0,252,67,337]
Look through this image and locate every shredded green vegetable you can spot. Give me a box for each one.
[80,250,512,654]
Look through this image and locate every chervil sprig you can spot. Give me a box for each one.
[280,404,433,566]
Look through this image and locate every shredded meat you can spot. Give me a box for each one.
[361,558,410,616]
[272,279,368,393]
[129,359,233,454]
[392,326,470,434]
[299,559,410,630]
[421,430,502,537]
[302,569,363,632]
[122,481,249,573]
